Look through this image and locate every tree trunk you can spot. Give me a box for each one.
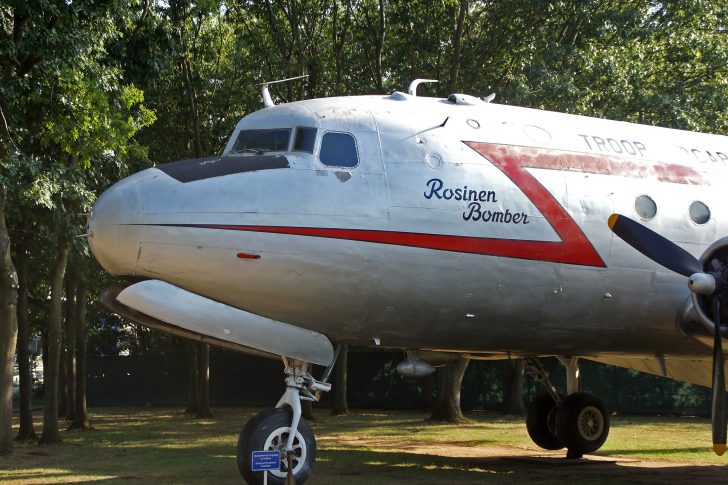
[431,366,447,415]
[289,0,306,100]
[503,359,525,415]
[429,358,470,423]
[39,239,70,444]
[15,242,36,440]
[195,342,212,418]
[448,0,468,93]
[184,341,199,414]
[180,16,212,418]
[180,55,203,159]
[331,344,348,415]
[58,344,66,418]
[69,275,90,429]
[64,263,78,422]
[331,0,343,93]
[0,188,19,453]
[375,0,386,93]
[421,372,434,409]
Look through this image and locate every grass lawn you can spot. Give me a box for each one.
[1,407,727,484]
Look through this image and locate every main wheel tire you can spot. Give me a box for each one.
[555,392,609,456]
[236,408,316,485]
[526,393,564,450]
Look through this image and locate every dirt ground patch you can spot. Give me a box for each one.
[315,432,728,484]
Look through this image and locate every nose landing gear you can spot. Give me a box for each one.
[237,408,316,485]
[525,358,610,458]
[236,358,332,485]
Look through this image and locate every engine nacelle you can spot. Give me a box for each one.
[692,237,728,339]
[103,279,335,366]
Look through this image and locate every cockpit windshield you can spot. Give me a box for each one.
[230,128,291,154]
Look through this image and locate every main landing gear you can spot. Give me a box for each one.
[525,358,609,459]
[237,358,332,485]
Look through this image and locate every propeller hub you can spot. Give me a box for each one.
[688,273,717,296]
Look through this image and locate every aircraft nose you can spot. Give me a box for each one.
[88,176,142,275]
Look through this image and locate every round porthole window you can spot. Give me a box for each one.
[467,119,480,129]
[689,201,710,225]
[634,195,657,220]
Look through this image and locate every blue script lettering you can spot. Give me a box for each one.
[425,178,497,202]
[463,203,530,224]
[424,178,444,199]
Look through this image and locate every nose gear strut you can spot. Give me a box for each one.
[276,358,332,454]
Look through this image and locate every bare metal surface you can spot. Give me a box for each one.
[583,354,728,388]
[89,92,728,384]
[99,285,275,359]
[116,280,334,366]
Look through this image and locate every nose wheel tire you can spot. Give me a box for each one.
[526,393,564,450]
[555,392,610,457]
[237,408,316,485]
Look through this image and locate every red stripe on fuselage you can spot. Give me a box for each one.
[466,143,607,267]
[192,224,591,264]
[469,143,704,185]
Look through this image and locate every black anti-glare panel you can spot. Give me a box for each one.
[158,155,289,183]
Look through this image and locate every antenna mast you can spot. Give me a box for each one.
[259,74,309,108]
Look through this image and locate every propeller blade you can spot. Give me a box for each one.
[712,300,726,456]
[608,214,702,277]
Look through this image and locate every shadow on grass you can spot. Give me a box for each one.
[314,447,728,485]
[605,447,715,455]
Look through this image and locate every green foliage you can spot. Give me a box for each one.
[456,0,727,133]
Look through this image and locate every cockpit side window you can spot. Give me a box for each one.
[319,132,359,168]
[230,128,291,154]
[293,127,317,153]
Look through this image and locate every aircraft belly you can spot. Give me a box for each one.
[132,224,694,356]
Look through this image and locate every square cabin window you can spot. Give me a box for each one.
[319,132,359,168]
[293,127,317,153]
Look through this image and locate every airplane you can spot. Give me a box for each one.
[87,77,728,484]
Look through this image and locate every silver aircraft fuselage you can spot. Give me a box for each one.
[89,92,728,365]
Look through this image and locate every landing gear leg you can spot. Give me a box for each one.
[236,358,332,485]
[524,358,610,459]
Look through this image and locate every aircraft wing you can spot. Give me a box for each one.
[584,355,727,388]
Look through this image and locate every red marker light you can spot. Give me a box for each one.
[236,252,261,260]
